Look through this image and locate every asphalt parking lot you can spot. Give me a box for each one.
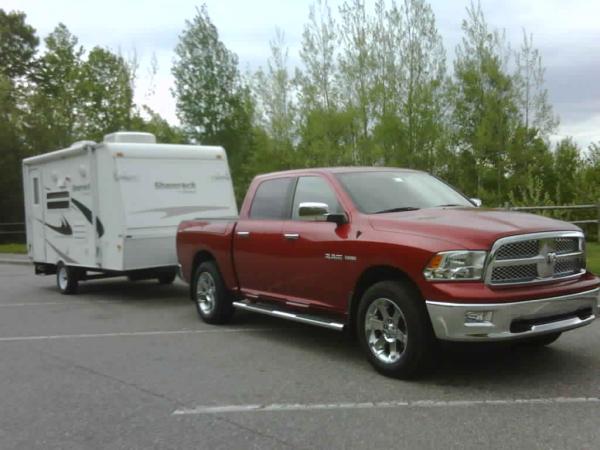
[0,262,599,450]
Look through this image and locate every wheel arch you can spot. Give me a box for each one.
[348,265,425,333]
[190,250,216,299]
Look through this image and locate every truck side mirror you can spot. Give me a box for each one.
[298,202,348,225]
[298,202,329,221]
[326,213,348,225]
[470,198,482,207]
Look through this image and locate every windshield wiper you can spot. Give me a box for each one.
[373,207,420,214]
[435,204,464,207]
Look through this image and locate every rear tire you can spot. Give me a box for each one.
[192,261,234,324]
[357,280,435,379]
[56,262,79,295]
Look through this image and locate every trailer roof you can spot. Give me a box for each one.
[22,142,227,165]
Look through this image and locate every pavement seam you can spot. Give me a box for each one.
[214,415,308,450]
[34,347,185,408]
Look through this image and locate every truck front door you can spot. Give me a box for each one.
[280,176,355,313]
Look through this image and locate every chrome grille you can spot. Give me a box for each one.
[554,258,579,275]
[555,237,579,254]
[486,232,585,286]
[491,264,538,283]
[495,240,539,260]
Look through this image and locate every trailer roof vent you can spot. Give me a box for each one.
[103,132,156,144]
[70,140,96,148]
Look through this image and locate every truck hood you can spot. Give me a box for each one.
[369,207,581,249]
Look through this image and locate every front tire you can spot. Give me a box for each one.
[56,262,79,295]
[357,281,435,379]
[192,261,234,324]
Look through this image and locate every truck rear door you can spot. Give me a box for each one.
[233,177,295,298]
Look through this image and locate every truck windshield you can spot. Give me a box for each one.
[335,171,473,214]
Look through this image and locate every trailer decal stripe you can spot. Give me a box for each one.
[133,205,231,218]
[38,217,73,236]
[45,240,78,264]
[71,197,105,237]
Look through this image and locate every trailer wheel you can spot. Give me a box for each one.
[56,262,79,295]
[157,272,177,285]
[192,261,234,324]
[357,280,435,379]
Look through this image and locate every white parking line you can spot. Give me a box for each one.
[0,328,279,342]
[172,396,600,415]
[0,301,117,307]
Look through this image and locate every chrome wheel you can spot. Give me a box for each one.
[196,271,216,315]
[365,298,407,364]
[58,266,69,291]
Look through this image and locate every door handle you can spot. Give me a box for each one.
[236,231,250,238]
[283,233,300,240]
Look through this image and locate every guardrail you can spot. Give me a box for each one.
[0,222,25,238]
[505,204,600,239]
[2,204,600,240]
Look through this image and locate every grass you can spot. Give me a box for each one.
[0,243,27,254]
[586,242,600,275]
[1,241,599,274]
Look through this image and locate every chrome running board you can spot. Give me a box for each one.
[232,301,345,331]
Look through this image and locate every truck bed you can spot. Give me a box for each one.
[176,218,239,287]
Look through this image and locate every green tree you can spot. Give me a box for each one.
[338,0,375,161]
[26,24,84,150]
[254,29,295,148]
[172,5,255,182]
[514,31,558,137]
[451,1,517,202]
[379,0,448,171]
[296,0,338,112]
[77,47,134,140]
[553,137,581,204]
[131,106,187,144]
[0,10,38,226]
[0,10,38,79]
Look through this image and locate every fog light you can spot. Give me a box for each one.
[465,311,493,324]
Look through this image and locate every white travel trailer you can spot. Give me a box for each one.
[22,132,238,294]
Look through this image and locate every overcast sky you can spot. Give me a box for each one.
[4,0,600,149]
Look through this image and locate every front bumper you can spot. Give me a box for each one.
[426,288,599,342]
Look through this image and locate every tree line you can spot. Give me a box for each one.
[1,1,600,239]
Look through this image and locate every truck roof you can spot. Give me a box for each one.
[253,166,424,180]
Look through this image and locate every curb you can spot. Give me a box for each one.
[0,256,31,266]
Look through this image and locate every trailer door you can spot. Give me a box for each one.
[28,168,46,262]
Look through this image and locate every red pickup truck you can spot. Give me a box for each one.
[177,167,599,378]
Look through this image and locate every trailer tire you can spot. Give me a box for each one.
[192,261,234,324]
[56,262,79,295]
[357,280,435,379]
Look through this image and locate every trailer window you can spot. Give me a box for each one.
[249,177,294,220]
[32,178,40,205]
[47,191,70,210]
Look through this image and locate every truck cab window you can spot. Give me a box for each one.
[292,176,342,219]
[249,177,294,220]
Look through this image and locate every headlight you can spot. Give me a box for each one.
[423,251,487,281]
